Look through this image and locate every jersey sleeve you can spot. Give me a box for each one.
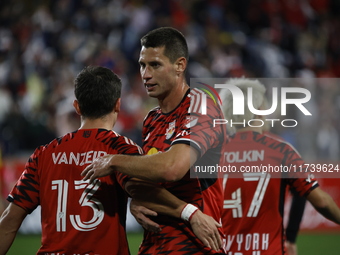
[115,136,144,189]
[283,144,319,197]
[7,146,42,214]
[285,189,307,243]
[172,89,226,157]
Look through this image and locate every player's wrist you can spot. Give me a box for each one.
[181,203,199,221]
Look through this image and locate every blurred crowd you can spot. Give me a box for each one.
[0,0,339,161]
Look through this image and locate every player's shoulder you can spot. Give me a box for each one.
[263,132,293,147]
[188,88,210,112]
[42,130,80,149]
[117,133,140,147]
[262,132,301,156]
[143,105,161,122]
[27,134,68,163]
[115,133,143,154]
[189,88,222,115]
[37,132,72,152]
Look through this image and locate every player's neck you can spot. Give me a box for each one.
[158,81,189,113]
[79,114,116,131]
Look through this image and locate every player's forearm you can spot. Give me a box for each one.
[0,208,22,255]
[111,153,180,182]
[315,197,340,224]
[308,188,340,224]
[126,180,185,217]
[82,144,198,183]
[0,231,16,255]
[111,144,195,182]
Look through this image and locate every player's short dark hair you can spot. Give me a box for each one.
[74,66,121,119]
[141,27,189,63]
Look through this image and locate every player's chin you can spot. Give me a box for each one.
[146,89,159,98]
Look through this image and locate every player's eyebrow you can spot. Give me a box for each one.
[149,61,161,66]
[139,60,161,66]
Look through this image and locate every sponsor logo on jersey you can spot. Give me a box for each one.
[165,120,176,139]
[147,147,159,155]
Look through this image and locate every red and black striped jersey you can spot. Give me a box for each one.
[221,131,318,255]
[140,89,227,254]
[7,129,142,255]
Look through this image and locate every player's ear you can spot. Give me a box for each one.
[255,102,266,120]
[114,98,121,113]
[73,100,81,115]
[175,57,187,75]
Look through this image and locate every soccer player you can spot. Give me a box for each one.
[82,27,227,254]
[219,78,340,255]
[0,66,144,255]
[263,121,307,255]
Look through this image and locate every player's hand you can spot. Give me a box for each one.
[81,154,115,183]
[285,241,298,255]
[189,210,223,252]
[130,199,162,233]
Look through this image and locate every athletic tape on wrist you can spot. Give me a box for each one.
[181,204,199,221]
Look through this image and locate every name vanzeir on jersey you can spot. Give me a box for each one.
[224,232,270,255]
[52,151,107,165]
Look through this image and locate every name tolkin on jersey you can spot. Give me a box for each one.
[224,150,264,163]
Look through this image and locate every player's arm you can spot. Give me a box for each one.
[306,187,340,224]
[81,143,197,183]
[285,190,306,255]
[286,147,340,224]
[0,184,4,216]
[126,179,185,217]
[0,197,4,216]
[0,203,28,255]
[129,200,160,232]
[125,179,222,251]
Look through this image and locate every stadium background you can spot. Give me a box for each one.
[0,0,340,254]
